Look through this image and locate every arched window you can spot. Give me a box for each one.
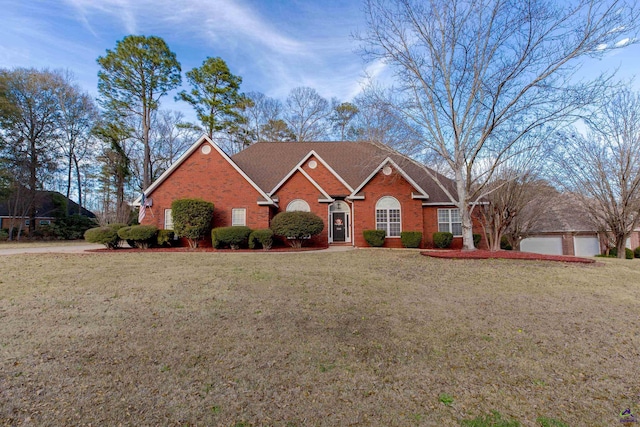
[375,196,401,237]
[286,199,310,212]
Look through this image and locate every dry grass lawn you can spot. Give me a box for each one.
[1,249,639,426]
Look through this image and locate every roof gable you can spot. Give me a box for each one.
[137,135,274,206]
[269,150,353,196]
[349,157,429,199]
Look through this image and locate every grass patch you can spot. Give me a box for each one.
[461,410,520,426]
[0,251,639,425]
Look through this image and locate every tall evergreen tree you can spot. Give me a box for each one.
[97,35,181,191]
[177,57,244,139]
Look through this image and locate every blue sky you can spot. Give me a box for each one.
[1,0,639,119]
[0,0,377,117]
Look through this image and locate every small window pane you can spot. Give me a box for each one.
[451,223,462,236]
[164,209,174,229]
[232,208,246,226]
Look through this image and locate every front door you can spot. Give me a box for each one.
[332,212,346,242]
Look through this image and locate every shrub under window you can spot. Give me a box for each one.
[270,211,324,248]
[212,226,252,249]
[363,229,386,247]
[171,199,214,249]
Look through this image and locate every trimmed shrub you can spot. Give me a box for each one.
[171,199,214,248]
[118,225,158,249]
[635,246,640,259]
[433,231,453,248]
[0,229,8,241]
[473,233,482,247]
[84,224,126,249]
[249,229,274,250]
[400,231,422,248]
[608,247,634,259]
[212,226,252,249]
[157,229,175,247]
[363,229,386,247]
[270,211,324,248]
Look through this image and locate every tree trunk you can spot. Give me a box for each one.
[66,149,73,216]
[143,107,151,190]
[73,154,82,212]
[455,171,476,251]
[616,235,627,259]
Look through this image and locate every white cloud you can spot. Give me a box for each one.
[615,38,631,47]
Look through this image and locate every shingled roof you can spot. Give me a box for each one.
[231,141,457,203]
[0,190,95,218]
[528,193,597,233]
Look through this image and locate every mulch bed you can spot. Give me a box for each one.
[421,249,596,263]
[86,245,329,253]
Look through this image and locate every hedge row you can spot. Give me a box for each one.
[85,224,174,249]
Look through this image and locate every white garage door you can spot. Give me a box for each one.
[574,236,600,257]
[521,236,563,255]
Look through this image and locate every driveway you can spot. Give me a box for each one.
[0,243,103,255]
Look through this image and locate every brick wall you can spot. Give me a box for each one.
[300,155,351,196]
[352,168,424,248]
[273,170,331,245]
[142,142,271,238]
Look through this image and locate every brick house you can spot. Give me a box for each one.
[1,190,96,235]
[138,135,483,248]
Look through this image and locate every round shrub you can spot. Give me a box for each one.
[171,199,214,248]
[84,225,125,249]
[157,229,175,247]
[634,246,640,259]
[433,231,453,249]
[212,226,252,249]
[363,229,386,247]
[0,229,8,241]
[473,233,482,247]
[400,231,422,248]
[270,211,324,248]
[249,229,274,250]
[118,225,158,249]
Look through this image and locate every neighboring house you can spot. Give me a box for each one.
[138,135,482,248]
[520,195,640,256]
[0,190,95,233]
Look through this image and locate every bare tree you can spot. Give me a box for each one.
[479,171,556,251]
[284,87,329,141]
[149,110,198,180]
[554,88,640,258]
[56,71,98,214]
[359,0,638,250]
[0,68,65,234]
[242,91,283,142]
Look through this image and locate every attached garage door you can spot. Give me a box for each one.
[521,236,563,255]
[574,236,600,257]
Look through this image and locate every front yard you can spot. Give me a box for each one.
[0,250,638,426]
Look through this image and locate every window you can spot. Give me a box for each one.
[232,208,247,226]
[286,199,310,212]
[375,196,401,237]
[164,209,174,230]
[438,208,462,236]
[39,220,50,226]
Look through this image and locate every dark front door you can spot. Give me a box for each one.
[333,212,346,242]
